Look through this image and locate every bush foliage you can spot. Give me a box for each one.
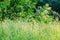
[0,0,60,22]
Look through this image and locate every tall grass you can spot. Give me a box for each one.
[0,19,60,40]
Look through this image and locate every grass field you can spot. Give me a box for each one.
[0,19,60,40]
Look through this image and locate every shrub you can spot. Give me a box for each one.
[0,0,59,22]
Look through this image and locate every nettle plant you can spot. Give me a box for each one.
[20,4,54,23]
[34,4,53,23]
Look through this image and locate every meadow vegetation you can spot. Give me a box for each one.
[0,19,60,40]
[0,0,60,40]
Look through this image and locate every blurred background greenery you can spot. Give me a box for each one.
[0,0,60,40]
[0,0,60,22]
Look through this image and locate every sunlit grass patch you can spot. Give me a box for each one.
[0,20,60,40]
